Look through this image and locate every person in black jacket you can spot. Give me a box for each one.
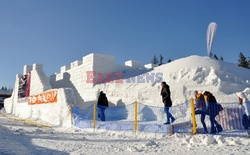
[161,82,175,124]
[97,91,109,121]
[203,91,223,134]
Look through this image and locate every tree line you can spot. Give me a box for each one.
[0,86,13,92]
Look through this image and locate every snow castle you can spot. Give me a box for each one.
[3,53,158,127]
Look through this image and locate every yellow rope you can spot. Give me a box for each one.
[0,112,52,128]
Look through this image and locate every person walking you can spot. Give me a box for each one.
[97,91,109,121]
[203,91,223,134]
[194,91,208,134]
[237,92,250,137]
[161,81,175,125]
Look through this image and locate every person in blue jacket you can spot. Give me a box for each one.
[194,91,208,134]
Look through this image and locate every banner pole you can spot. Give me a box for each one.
[190,98,197,134]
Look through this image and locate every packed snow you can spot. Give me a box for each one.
[0,114,249,155]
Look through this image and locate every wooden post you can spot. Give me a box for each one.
[190,98,197,134]
[134,101,138,131]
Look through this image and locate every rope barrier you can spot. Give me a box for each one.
[0,112,52,129]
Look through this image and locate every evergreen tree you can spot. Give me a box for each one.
[152,55,159,65]
[8,87,13,92]
[0,86,11,91]
[248,57,250,68]
[159,55,163,66]
[237,52,249,69]
[1,86,7,90]
[214,54,218,60]
[220,56,224,61]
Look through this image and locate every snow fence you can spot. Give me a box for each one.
[72,102,191,133]
[72,101,247,134]
[195,103,245,131]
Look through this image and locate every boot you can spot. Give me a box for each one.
[171,117,176,123]
[210,126,217,134]
[216,124,223,133]
[247,129,250,138]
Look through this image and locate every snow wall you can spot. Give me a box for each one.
[4,64,76,127]
[50,53,149,109]
[49,54,250,109]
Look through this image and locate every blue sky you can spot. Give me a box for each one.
[0,0,250,88]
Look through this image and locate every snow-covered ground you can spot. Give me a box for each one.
[0,114,249,155]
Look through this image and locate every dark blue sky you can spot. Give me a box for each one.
[0,0,250,87]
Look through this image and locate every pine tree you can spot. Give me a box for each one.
[220,56,224,61]
[248,57,250,68]
[8,87,13,92]
[152,55,159,65]
[159,55,163,66]
[1,86,7,90]
[237,52,249,69]
[214,54,218,60]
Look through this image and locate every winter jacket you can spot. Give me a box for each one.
[161,85,172,107]
[97,92,109,107]
[206,94,219,116]
[195,93,207,112]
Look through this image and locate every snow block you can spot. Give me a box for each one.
[70,60,82,69]
[30,64,52,95]
[144,63,157,69]
[125,60,141,68]
[60,65,70,73]
[32,63,43,70]
[23,65,32,75]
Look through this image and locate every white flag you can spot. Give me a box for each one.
[207,22,217,57]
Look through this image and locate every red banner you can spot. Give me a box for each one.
[28,90,57,105]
